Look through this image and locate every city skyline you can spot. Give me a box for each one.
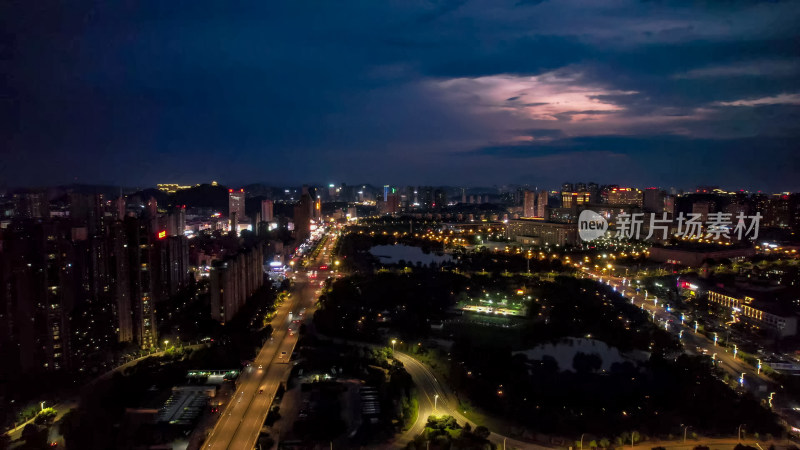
[4,1,800,448]
[3,179,799,196]
[3,1,799,190]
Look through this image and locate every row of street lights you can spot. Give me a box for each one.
[624,275,778,419]
[391,338,439,413]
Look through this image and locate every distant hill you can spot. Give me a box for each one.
[173,183,231,210]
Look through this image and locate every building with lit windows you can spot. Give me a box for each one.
[649,245,755,266]
[157,184,192,194]
[261,199,274,223]
[210,243,265,323]
[12,191,49,219]
[536,191,549,218]
[228,189,245,229]
[505,218,578,246]
[0,220,74,372]
[707,286,797,337]
[523,191,536,218]
[561,191,591,209]
[294,186,313,242]
[608,187,643,207]
[379,193,401,215]
[0,194,197,376]
[643,188,666,213]
[124,217,159,349]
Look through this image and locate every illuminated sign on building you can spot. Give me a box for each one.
[158,230,167,239]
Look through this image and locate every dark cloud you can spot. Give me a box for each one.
[551,110,618,122]
[527,129,565,138]
[1,0,798,189]
[514,0,548,7]
[471,135,800,191]
[417,0,469,23]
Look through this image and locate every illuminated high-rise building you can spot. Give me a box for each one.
[261,199,274,222]
[0,220,74,373]
[109,221,133,344]
[643,188,666,213]
[433,189,447,209]
[294,186,313,241]
[561,191,591,208]
[536,191,548,218]
[692,201,713,223]
[115,196,127,219]
[124,217,159,349]
[523,191,536,218]
[146,196,158,219]
[166,206,186,237]
[210,243,265,324]
[608,187,643,207]
[13,191,49,219]
[228,189,245,220]
[380,193,401,214]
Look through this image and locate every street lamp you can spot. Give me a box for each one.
[40,401,45,411]
[694,321,699,333]
[681,313,685,326]
[679,330,684,339]
[733,344,738,360]
[434,394,439,411]
[714,333,718,346]
[712,353,717,362]
[768,392,775,408]
[757,359,762,375]
[580,433,586,450]
[163,340,169,351]
[738,424,745,442]
[683,425,690,443]
[739,373,745,386]
[391,339,397,352]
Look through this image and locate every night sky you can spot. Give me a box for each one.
[2,1,799,191]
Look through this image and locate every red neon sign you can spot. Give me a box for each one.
[158,230,167,239]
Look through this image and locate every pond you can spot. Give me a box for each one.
[513,337,649,372]
[369,244,452,265]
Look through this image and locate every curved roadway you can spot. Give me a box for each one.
[389,352,545,449]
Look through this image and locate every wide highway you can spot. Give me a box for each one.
[583,270,780,408]
[204,230,335,450]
